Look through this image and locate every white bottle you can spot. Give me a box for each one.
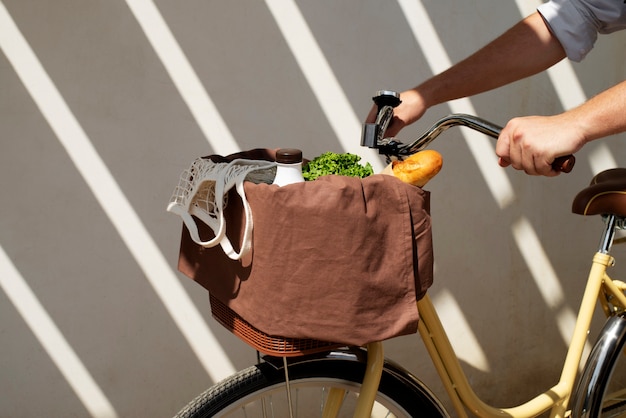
[272,148,305,186]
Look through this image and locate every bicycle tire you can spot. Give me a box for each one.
[571,314,626,418]
[174,348,448,418]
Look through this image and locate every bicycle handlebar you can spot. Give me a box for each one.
[361,91,575,173]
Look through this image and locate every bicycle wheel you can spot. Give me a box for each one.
[175,349,448,418]
[572,314,626,418]
[600,347,626,418]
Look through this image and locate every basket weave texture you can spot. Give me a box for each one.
[210,294,341,356]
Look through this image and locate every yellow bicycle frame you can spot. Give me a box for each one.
[345,250,625,418]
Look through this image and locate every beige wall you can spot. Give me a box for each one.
[1,0,625,416]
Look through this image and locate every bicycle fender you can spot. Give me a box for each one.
[570,313,626,418]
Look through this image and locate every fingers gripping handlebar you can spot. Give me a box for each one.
[361,90,575,173]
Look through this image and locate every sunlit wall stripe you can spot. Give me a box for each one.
[0,244,118,418]
[589,144,618,174]
[398,0,515,210]
[432,289,490,372]
[0,3,235,383]
[264,0,384,172]
[512,217,589,355]
[124,0,240,156]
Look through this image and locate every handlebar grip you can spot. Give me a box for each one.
[553,155,575,173]
[477,117,576,173]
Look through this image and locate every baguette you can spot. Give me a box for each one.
[382,150,443,187]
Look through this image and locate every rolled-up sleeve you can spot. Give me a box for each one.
[538,0,626,62]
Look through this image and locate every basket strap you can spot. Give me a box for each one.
[168,157,275,260]
[214,159,274,260]
[179,206,227,248]
[216,179,254,260]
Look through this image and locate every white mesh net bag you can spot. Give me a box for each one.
[167,158,276,261]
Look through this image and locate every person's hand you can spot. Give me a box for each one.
[496,114,585,176]
[365,89,428,138]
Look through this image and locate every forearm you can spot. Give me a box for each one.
[568,80,626,143]
[372,11,567,137]
[416,12,566,108]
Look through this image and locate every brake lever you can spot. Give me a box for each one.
[361,90,402,150]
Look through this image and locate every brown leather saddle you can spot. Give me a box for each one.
[572,168,626,217]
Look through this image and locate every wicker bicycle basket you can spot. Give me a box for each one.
[209,294,341,357]
[174,150,434,352]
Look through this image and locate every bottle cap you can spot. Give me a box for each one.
[275,148,303,164]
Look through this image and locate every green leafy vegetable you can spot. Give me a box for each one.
[302,152,373,181]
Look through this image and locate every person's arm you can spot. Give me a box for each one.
[496,79,626,176]
[367,12,566,137]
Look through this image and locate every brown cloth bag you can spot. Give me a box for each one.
[177,149,434,347]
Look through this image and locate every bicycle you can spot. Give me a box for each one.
[173,91,626,418]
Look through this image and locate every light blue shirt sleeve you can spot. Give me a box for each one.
[537,0,626,62]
